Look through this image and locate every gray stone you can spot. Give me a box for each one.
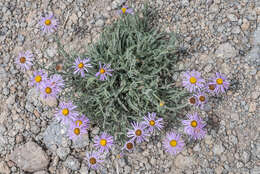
[56,147,70,160]
[17,34,25,44]
[227,14,238,21]
[0,66,8,80]
[193,144,201,152]
[46,47,57,58]
[242,151,251,163]
[43,121,69,150]
[33,171,48,174]
[6,95,16,106]
[3,54,10,64]
[25,102,34,113]
[213,143,225,155]
[95,19,105,27]
[215,42,237,58]
[232,26,241,34]
[39,96,57,108]
[10,141,50,172]
[72,133,89,148]
[64,156,80,171]
[0,161,10,174]
[174,155,195,169]
[26,88,41,107]
[2,88,10,96]
[250,166,260,174]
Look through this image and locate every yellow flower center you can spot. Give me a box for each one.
[199,96,205,102]
[74,128,80,135]
[135,129,142,136]
[149,120,155,126]
[78,62,84,69]
[121,8,127,13]
[100,68,105,74]
[189,77,197,84]
[160,101,165,107]
[20,57,26,63]
[191,120,197,127]
[216,78,223,85]
[75,120,82,126]
[45,87,52,94]
[62,108,69,116]
[170,140,177,147]
[209,84,215,90]
[35,75,42,83]
[126,142,133,150]
[45,19,51,26]
[89,157,96,165]
[100,139,107,146]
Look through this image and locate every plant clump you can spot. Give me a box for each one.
[56,4,186,141]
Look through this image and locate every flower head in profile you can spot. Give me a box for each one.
[40,79,59,99]
[208,72,230,94]
[85,151,104,170]
[143,112,164,133]
[94,132,114,153]
[127,121,150,143]
[182,113,206,140]
[122,140,135,152]
[163,131,185,155]
[15,51,34,71]
[95,62,113,81]
[68,122,87,140]
[50,74,64,92]
[40,13,58,33]
[182,70,205,93]
[72,114,90,129]
[194,92,208,109]
[118,5,134,15]
[73,57,92,77]
[30,70,47,88]
[55,101,78,124]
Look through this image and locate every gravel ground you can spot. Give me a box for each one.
[0,0,259,174]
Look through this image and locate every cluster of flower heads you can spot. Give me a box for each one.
[183,70,230,109]
[14,6,231,172]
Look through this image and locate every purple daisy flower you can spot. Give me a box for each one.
[205,82,217,95]
[117,5,134,15]
[95,62,113,81]
[73,57,92,77]
[72,114,90,129]
[94,132,114,153]
[68,122,87,140]
[49,74,64,92]
[127,121,150,143]
[40,13,58,33]
[15,51,34,71]
[187,95,198,106]
[209,72,230,94]
[182,113,206,140]
[122,140,135,152]
[55,101,79,124]
[85,151,104,170]
[30,70,48,88]
[163,131,185,155]
[194,92,208,109]
[182,70,205,93]
[40,79,59,99]
[143,112,164,133]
